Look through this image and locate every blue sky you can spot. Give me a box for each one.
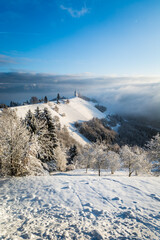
[0,0,160,120]
[0,0,160,75]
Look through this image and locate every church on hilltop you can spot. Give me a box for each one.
[74,90,79,97]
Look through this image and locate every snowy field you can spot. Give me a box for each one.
[0,170,160,240]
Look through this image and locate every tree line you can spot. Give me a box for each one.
[0,107,79,176]
[75,137,160,177]
[0,93,63,108]
[0,107,159,177]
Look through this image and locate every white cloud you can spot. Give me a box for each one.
[60,5,89,18]
[0,54,17,65]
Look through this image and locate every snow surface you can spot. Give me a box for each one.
[1,170,160,240]
[13,97,105,145]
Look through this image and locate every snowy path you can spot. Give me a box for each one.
[0,170,160,240]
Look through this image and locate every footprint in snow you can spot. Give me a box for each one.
[150,194,160,202]
[119,206,127,210]
[61,186,70,189]
[84,202,93,208]
[112,197,120,201]
[62,181,70,185]
[89,229,103,240]
[92,209,103,217]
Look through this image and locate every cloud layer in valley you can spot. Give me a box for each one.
[0,72,160,122]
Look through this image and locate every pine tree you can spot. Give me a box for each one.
[44,96,48,103]
[37,128,56,162]
[43,107,58,148]
[57,93,60,104]
[68,145,78,165]
[25,108,52,163]
[34,108,59,171]
[25,110,37,135]
[10,101,13,107]
[24,107,67,172]
[34,106,42,119]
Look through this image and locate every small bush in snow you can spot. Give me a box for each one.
[54,105,59,113]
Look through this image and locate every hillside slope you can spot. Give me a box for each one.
[1,170,160,240]
[14,97,105,145]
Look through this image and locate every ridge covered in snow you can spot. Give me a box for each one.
[14,97,105,145]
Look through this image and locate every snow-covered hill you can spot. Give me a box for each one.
[1,170,160,239]
[13,97,105,145]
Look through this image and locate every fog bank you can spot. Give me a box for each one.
[0,72,160,122]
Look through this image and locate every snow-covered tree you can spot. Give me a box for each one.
[24,108,58,170]
[25,109,37,135]
[76,144,95,173]
[34,106,42,119]
[24,135,49,176]
[77,142,109,176]
[25,109,46,139]
[132,146,151,175]
[120,145,151,177]
[54,105,59,113]
[43,107,58,148]
[0,109,30,176]
[146,134,160,173]
[55,146,67,171]
[107,151,120,174]
[120,145,137,177]
[92,142,108,176]
[24,107,73,173]
[36,108,66,172]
